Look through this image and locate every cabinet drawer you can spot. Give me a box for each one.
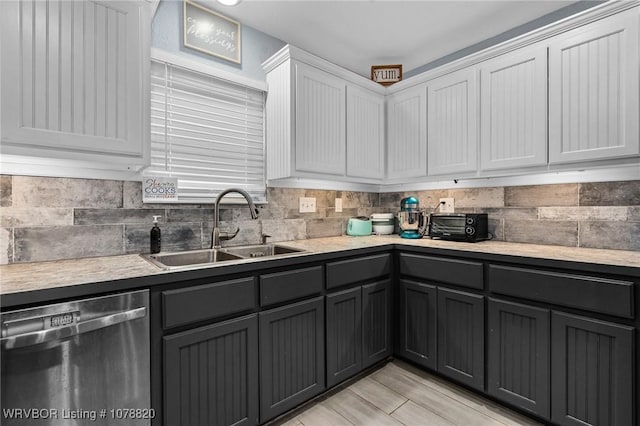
[326,253,391,289]
[489,265,634,318]
[260,266,323,307]
[399,253,483,289]
[162,277,256,329]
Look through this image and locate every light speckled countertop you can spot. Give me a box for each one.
[1,235,638,297]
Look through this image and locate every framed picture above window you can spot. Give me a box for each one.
[183,0,241,64]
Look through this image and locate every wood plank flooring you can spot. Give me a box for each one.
[270,361,542,426]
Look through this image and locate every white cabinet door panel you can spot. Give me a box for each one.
[387,85,427,179]
[295,63,346,175]
[1,0,147,161]
[346,85,385,179]
[480,45,548,171]
[549,8,639,164]
[427,67,478,176]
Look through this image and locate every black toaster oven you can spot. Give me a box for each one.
[428,213,489,242]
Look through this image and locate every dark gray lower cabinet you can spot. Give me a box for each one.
[437,287,484,391]
[259,296,325,423]
[487,298,550,419]
[163,314,259,426]
[326,280,391,388]
[397,279,437,369]
[362,280,392,367]
[551,312,633,426]
[326,287,362,387]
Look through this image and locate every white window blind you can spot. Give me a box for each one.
[148,58,266,203]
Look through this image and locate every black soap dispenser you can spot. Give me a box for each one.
[150,215,162,254]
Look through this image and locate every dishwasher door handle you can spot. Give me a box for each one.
[1,307,147,350]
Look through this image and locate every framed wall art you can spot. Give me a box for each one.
[183,0,241,64]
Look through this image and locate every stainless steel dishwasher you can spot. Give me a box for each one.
[1,289,150,425]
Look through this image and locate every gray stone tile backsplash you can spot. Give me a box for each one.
[1,175,638,264]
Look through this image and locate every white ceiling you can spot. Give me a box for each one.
[207,0,579,77]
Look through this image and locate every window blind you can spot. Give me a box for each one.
[147,59,266,203]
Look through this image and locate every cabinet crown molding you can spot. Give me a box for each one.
[262,44,387,95]
[388,0,640,93]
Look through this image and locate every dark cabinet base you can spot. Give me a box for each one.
[163,315,259,426]
[259,297,325,423]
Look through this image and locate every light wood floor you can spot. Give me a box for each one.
[271,360,543,426]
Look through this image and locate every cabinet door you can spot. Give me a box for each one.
[259,296,325,423]
[480,46,547,171]
[295,63,346,175]
[163,315,258,426]
[551,312,633,426]
[487,298,550,419]
[346,85,385,180]
[437,288,484,391]
[0,0,148,163]
[387,85,427,179]
[549,9,639,164]
[427,67,478,176]
[397,280,437,369]
[326,287,362,388]
[362,280,392,367]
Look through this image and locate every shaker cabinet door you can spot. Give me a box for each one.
[326,287,362,388]
[437,287,484,391]
[427,67,478,176]
[480,45,548,171]
[362,280,392,367]
[397,279,437,370]
[163,315,259,426]
[346,85,385,180]
[0,0,149,165]
[259,297,325,423]
[551,312,633,426]
[548,9,640,164]
[295,63,346,175]
[487,298,550,419]
[386,85,427,179]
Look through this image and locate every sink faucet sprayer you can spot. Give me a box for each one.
[211,188,259,249]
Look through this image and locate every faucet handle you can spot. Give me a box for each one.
[261,233,271,245]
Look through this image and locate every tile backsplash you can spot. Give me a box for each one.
[0,175,638,264]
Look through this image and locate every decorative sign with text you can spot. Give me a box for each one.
[183,0,241,64]
[371,65,403,86]
[142,177,179,203]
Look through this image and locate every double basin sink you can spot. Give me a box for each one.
[143,243,306,270]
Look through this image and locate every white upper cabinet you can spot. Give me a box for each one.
[0,0,150,169]
[427,67,478,176]
[548,8,639,164]
[263,46,386,183]
[346,85,385,179]
[295,63,346,175]
[386,85,427,179]
[480,45,548,171]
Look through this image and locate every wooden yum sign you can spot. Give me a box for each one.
[371,65,402,86]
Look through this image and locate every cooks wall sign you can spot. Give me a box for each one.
[142,177,179,203]
[183,0,241,64]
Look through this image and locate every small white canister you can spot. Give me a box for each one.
[370,213,395,235]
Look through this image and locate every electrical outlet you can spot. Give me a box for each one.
[299,197,316,213]
[440,197,455,213]
[335,198,343,213]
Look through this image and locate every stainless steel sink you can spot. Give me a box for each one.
[142,244,307,270]
[143,249,244,270]
[221,243,306,258]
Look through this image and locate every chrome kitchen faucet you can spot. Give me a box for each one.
[211,188,260,249]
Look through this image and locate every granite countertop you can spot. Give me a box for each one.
[1,235,639,297]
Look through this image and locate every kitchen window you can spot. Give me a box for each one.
[147,50,267,203]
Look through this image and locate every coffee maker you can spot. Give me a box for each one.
[397,196,428,239]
